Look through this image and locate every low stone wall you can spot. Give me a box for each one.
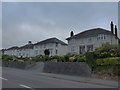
[2,61,36,69]
[43,62,91,77]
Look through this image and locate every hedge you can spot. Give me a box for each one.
[96,57,120,66]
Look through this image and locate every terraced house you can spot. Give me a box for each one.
[34,38,68,56]
[17,41,34,58]
[4,38,68,57]
[4,46,19,56]
[3,22,120,57]
[66,22,120,54]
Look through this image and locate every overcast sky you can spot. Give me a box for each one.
[2,2,119,49]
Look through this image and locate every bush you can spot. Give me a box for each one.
[69,57,76,62]
[2,55,16,61]
[95,44,120,58]
[50,56,60,60]
[32,56,44,62]
[85,52,96,68]
[76,55,86,62]
[58,56,65,62]
[21,57,29,61]
[63,54,73,62]
[96,57,120,66]
[50,55,70,62]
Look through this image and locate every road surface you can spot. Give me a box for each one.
[2,67,118,89]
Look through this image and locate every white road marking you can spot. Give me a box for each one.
[19,84,32,88]
[0,77,8,80]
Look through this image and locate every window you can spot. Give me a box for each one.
[56,49,58,55]
[88,38,92,43]
[49,43,53,47]
[87,45,93,51]
[23,53,25,56]
[35,50,38,55]
[56,43,58,47]
[35,46,38,49]
[40,45,42,48]
[71,46,75,52]
[44,44,46,48]
[79,46,85,54]
[19,53,21,56]
[97,34,106,40]
[26,53,28,57]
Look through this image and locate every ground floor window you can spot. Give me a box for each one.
[87,45,93,51]
[35,50,38,55]
[79,45,85,54]
[71,46,75,52]
[56,49,58,55]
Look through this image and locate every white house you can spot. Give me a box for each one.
[4,38,68,57]
[33,38,68,56]
[17,41,34,58]
[66,22,120,54]
[4,41,34,58]
[4,46,19,56]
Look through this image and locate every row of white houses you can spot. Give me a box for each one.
[3,22,120,57]
[3,38,68,57]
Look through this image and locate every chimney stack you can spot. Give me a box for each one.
[115,25,118,37]
[70,31,74,37]
[28,41,32,44]
[111,21,114,34]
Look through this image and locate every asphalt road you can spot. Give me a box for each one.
[2,67,118,89]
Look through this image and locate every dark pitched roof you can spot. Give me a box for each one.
[19,44,34,49]
[66,28,120,40]
[6,46,19,50]
[34,38,67,45]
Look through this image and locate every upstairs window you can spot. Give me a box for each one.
[35,46,38,49]
[97,34,106,40]
[88,38,92,43]
[44,44,46,48]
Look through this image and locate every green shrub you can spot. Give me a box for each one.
[95,44,120,58]
[50,56,60,60]
[63,54,73,62]
[21,57,29,61]
[76,55,86,62]
[69,57,76,62]
[85,52,96,68]
[32,56,43,62]
[2,55,16,61]
[96,57,120,66]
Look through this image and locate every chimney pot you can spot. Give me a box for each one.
[111,21,114,34]
[28,41,32,44]
[70,31,74,37]
[115,25,118,37]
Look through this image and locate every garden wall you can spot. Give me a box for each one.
[43,62,91,77]
[2,61,36,69]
